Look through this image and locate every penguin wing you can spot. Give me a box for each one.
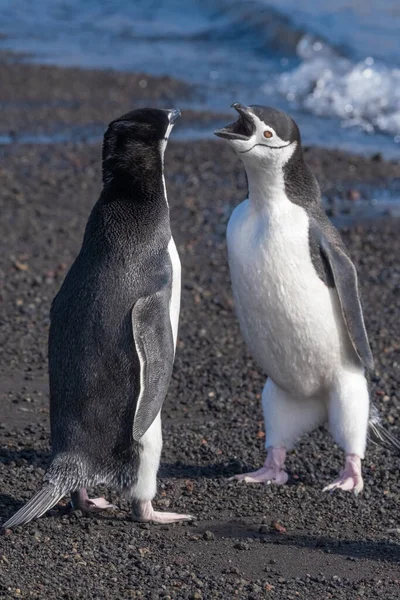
[131,287,174,441]
[311,217,374,371]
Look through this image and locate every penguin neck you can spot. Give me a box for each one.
[244,151,319,216]
[103,154,168,209]
[106,172,165,201]
[245,161,288,215]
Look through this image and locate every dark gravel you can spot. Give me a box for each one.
[1,59,400,600]
[0,52,232,143]
[0,52,192,138]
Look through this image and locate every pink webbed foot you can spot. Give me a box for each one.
[323,454,364,495]
[229,447,289,485]
[71,489,117,513]
[132,500,194,524]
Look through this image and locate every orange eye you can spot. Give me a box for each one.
[264,130,273,139]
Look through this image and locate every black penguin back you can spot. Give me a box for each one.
[48,109,174,491]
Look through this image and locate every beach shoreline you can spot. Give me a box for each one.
[0,49,399,154]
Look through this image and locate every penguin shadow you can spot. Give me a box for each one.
[282,533,400,563]
[0,493,31,523]
[160,462,232,480]
[0,447,51,468]
[0,451,225,478]
[0,446,51,468]
[160,461,306,485]
[197,522,400,564]
[0,448,51,523]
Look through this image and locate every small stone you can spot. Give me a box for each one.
[14,261,29,271]
[1,529,12,538]
[234,542,250,550]
[203,531,215,541]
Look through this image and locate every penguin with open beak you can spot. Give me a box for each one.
[215,103,380,493]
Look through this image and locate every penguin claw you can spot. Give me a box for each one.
[322,454,363,494]
[85,498,117,511]
[229,466,288,485]
[322,479,363,494]
[142,511,195,525]
[229,449,289,485]
[132,500,194,524]
[71,489,117,513]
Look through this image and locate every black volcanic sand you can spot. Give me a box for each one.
[1,59,400,600]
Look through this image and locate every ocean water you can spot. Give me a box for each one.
[0,0,400,157]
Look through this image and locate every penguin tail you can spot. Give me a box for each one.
[369,411,400,454]
[2,483,65,530]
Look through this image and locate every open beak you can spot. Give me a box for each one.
[168,108,181,124]
[214,103,255,140]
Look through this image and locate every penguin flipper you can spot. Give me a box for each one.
[131,288,174,442]
[310,218,374,371]
[312,219,374,371]
[2,484,64,529]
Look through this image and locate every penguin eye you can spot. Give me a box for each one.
[263,130,273,139]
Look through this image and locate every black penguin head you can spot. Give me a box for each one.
[102,107,180,183]
[214,104,301,168]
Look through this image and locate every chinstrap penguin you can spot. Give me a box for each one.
[214,103,395,494]
[3,107,193,528]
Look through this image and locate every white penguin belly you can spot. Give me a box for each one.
[227,200,346,397]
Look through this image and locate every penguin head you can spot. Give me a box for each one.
[102,108,180,183]
[214,104,300,168]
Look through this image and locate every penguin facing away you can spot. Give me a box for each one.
[215,103,378,493]
[3,108,193,528]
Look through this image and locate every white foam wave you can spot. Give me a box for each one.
[273,36,400,140]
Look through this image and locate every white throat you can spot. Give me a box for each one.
[244,160,289,215]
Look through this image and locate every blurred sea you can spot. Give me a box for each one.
[1,0,400,156]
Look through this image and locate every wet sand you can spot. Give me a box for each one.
[0,56,400,599]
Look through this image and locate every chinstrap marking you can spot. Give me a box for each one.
[239,141,291,153]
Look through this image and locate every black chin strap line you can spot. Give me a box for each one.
[239,142,291,154]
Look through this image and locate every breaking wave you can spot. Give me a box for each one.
[273,35,400,138]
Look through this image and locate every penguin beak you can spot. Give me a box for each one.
[214,103,255,140]
[168,108,181,124]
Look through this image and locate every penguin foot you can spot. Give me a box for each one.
[71,489,117,513]
[132,500,194,524]
[229,447,288,485]
[323,454,364,495]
